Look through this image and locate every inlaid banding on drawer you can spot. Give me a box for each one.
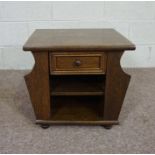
[50,52,107,75]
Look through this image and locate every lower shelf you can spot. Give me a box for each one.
[51,96,104,121]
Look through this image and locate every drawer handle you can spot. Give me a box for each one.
[74,59,81,67]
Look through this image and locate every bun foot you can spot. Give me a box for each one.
[103,125,112,129]
[40,124,50,129]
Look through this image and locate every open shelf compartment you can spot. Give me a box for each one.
[50,75,105,96]
[49,75,105,122]
[50,96,104,121]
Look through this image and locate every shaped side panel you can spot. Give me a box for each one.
[104,51,131,121]
[24,52,51,120]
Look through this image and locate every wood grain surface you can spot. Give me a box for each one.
[104,51,131,120]
[50,52,106,75]
[23,29,135,51]
[23,29,135,127]
[24,52,51,120]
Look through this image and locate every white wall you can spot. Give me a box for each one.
[0,1,155,69]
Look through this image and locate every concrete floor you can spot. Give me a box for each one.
[0,69,155,153]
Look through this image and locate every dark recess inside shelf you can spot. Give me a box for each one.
[50,75,105,96]
[51,96,104,121]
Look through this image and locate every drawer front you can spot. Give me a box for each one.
[50,52,106,75]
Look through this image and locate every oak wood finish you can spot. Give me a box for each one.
[24,52,51,120]
[23,29,135,127]
[50,52,106,75]
[104,51,131,120]
[36,120,119,125]
[23,29,135,51]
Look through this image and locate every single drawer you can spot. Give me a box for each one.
[50,52,106,75]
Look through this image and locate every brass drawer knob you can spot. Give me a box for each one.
[74,59,81,67]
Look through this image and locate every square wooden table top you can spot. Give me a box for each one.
[23,29,135,51]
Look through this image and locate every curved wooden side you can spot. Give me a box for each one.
[24,52,51,120]
[104,51,131,121]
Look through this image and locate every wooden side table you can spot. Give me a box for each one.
[23,29,135,129]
